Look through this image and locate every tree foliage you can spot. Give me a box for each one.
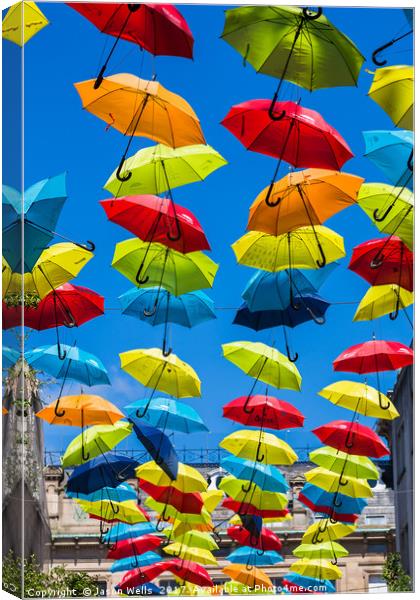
[383,552,412,592]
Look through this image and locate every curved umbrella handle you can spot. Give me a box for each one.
[245,561,254,572]
[167,217,182,242]
[338,472,348,487]
[333,495,342,509]
[213,529,222,545]
[256,549,265,557]
[136,262,150,285]
[162,340,173,358]
[143,305,157,317]
[302,7,323,20]
[241,480,253,494]
[331,556,338,566]
[373,203,393,222]
[285,342,298,363]
[311,531,322,544]
[289,286,301,311]
[136,399,151,419]
[268,91,286,122]
[372,43,390,67]
[370,254,384,269]
[264,182,281,207]
[344,429,354,450]
[116,157,132,183]
[109,499,120,515]
[99,520,109,536]
[307,307,326,326]
[379,391,391,410]
[389,297,400,321]
[81,443,90,463]
[329,516,338,525]
[156,518,166,533]
[255,444,265,463]
[316,243,327,268]
[242,394,255,415]
[54,398,66,418]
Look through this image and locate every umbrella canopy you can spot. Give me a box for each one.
[125,397,208,434]
[223,565,272,589]
[302,520,356,545]
[248,169,362,235]
[368,65,413,129]
[112,240,218,295]
[80,499,149,524]
[333,339,414,373]
[309,446,379,481]
[120,348,201,398]
[363,130,413,189]
[222,341,302,391]
[2,173,67,271]
[144,498,212,526]
[293,541,348,560]
[221,100,353,170]
[66,482,137,503]
[66,453,140,494]
[354,284,413,321]
[164,530,218,551]
[227,525,282,553]
[138,480,203,515]
[290,558,342,580]
[222,498,289,520]
[221,456,289,494]
[104,522,157,544]
[349,237,413,290]
[282,573,336,594]
[232,228,345,272]
[62,422,133,467]
[166,559,214,587]
[26,346,110,386]
[136,461,207,493]
[163,543,217,566]
[242,264,337,312]
[299,488,364,522]
[116,562,175,590]
[313,421,390,458]
[36,394,121,427]
[107,534,162,560]
[119,288,216,329]
[221,6,364,90]
[220,430,298,465]
[223,395,304,430]
[110,552,162,573]
[100,195,210,254]
[226,547,283,567]
[304,468,374,498]
[2,1,49,45]
[319,380,399,420]
[130,420,178,480]
[357,183,413,248]
[219,476,288,511]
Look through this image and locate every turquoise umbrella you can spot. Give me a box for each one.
[363,130,413,190]
[104,522,157,544]
[110,552,162,573]
[124,397,208,434]
[221,455,288,493]
[65,482,137,503]
[226,546,284,567]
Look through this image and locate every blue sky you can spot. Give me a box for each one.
[3,3,413,455]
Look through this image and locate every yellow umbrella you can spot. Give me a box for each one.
[223,565,273,589]
[293,541,348,560]
[61,422,133,467]
[2,1,49,46]
[76,499,148,524]
[120,348,201,398]
[309,446,379,481]
[169,520,214,537]
[368,65,413,129]
[305,467,373,498]
[202,490,223,513]
[220,430,297,465]
[136,461,208,493]
[164,529,219,551]
[232,226,345,271]
[4,243,93,300]
[163,543,217,566]
[354,284,413,321]
[318,380,399,420]
[219,476,288,511]
[144,497,212,525]
[302,520,356,545]
[222,341,302,391]
[290,558,342,580]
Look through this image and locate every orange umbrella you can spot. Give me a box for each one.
[223,565,273,589]
[36,394,124,427]
[248,169,363,235]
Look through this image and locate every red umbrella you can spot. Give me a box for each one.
[100,195,210,253]
[297,493,358,524]
[67,3,194,87]
[349,236,413,291]
[138,479,204,515]
[116,561,173,590]
[107,534,162,560]
[333,339,413,374]
[222,498,289,519]
[227,525,283,553]
[223,395,304,430]
[3,284,104,330]
[312,421,390,458]
[166,559,214,587]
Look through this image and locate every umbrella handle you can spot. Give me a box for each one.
[370,254,384,269]
[311,531,322,544]
[331,556,338,566]
[245,561,254,572]
[156,518,166,532]
[213,529,222,545]
[57,343,67,361]
[99,520,109,536]
[333,495,342,509]
[256,549,264,557]
[285,342,299,363]
[302,7,323,20]
[329,516,338,524]
[242,394,255,414]
[268,93,286,122]
[241,480,253,494]
[371,41,392,67]
[307,307,326,326]
[116,157,132,183]
[264,182,281,207]
[389,303,400,321]
[316,243,327,268]
[136,263,150,285]
[81,444,90,462]
[136,400,151,419]
[379,391,391,410]
[338,472,348,487]
[162,339,173,358]
[373,203,393,222]
[54,398,66,418]
[94,65,106,90]
[255,445,265,463]
[344,429,354,450]
[167,216,182,242]
[143,305,157,317]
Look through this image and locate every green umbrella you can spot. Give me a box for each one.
[62,422,133,467]
[222,6,364,118]
[293,541,349,560]
[104,143,227,197]
[309,446,379,481]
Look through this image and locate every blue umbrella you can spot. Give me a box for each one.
[110,552,162,573]
[65,482,137,503]
[24,344,110,386]
[221,456,288,494]
[129,419,178,481]
[124,397,208,434]
[363,130,413,190]
[2,173,68,271]
[3,346,20,368]
[66,453,139,495]
[299,483,368,515]
[239,514,262,541]
[104,522,157,544]
[242,265,337,312]
[282,573,336,594]
[226,546,284,567]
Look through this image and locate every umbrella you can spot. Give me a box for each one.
[319,380,399,420]
[222,498,288,520]
[222,341,302,391]
[119,289,216,329]
[221,456,289,493]
[116,562,175,590]
[100,195,210,254]
[226,547,283,567]
[2,1,49,45]
[223,565,272,589]
[227,525,282,553]
[26,345,110,384]
[371,15,413,67]
[363,130,413,190]
[282,573,336,594]
[166,559,214,587]
[103,522,157,544]
[232,227,345,272]
[290,558,342,580]
[304,468,373,498]
[74,75,205,183]
[138,482,204,517]
[354,284,413,322]
[2,346,21,369]
[125,397,208,434]
[66,482,137,503]
[144,498,212,526]
[104,143,227,197]
[2,173,68,271]
[333,339,413,374]
[164,530,218,552]
[36,394,121,429]
[120,348,201,402]
[220,430,298,465]
[110,552,162,573]
[66,453,139,495]
[80,499,149,524]
[62,422,132,467]
[368,65,413,129]
[293,541,348,561]
[136,461,208,493]
[309,447,379,481]
[223,395,304,430]
[130,420,178,480]
[248,169,362,232]
[219,476,288,511]
[312,421,390,458]
[68,3,193,86]
[163,543,217,566]
[298,485,367,520]
[242,264,337,312]
[357,183,413,248]
[107,534,162,560]
[302,520,356,545]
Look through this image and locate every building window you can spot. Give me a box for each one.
[368,575,388,593]
[365,515,386,525]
